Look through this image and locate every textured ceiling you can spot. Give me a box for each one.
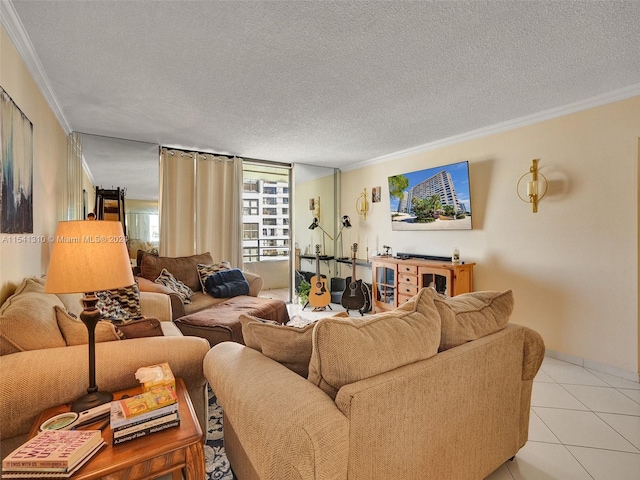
[7,1,640,179]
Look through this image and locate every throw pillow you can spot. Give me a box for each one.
[154,269,194,304]
[55,306,122,345]
[240,312,349,377]
[434,290,514,351]
[204,268,250,298]
[0,278,67,354]
[196,262,231,292]
[113,317,164,339]
[308,288,441,399]
[96,283,142,321]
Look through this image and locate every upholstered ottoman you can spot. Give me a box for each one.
[174,296,289,347]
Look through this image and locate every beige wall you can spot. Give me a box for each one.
[342,97,640,378]
[0,26,68,303]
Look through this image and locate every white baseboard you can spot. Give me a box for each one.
[546,349,640,384]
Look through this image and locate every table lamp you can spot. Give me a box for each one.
[45,220,134,412]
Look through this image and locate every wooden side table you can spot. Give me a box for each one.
[28,378,204,480]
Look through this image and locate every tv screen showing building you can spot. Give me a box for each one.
[387,160,472,231]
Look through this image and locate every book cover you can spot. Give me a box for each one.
[113,412,179,439]
[2,430,102,470]
[1,441,105,477]
[117,385,177,419]
[112,418,180,445]
[110,400,178,429]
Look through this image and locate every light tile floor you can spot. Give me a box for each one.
[279,300,640,479]
[486,356,640,480]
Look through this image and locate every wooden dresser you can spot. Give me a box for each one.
[371,256,475,313]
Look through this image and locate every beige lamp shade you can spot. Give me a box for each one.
[45,221,134,294]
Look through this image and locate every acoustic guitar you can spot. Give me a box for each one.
[309,244,331,309]
[341,243,368,315]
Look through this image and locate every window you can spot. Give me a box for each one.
[263,218,277,226]
[243,199,258,215]
[263,207,277,216]
[263,197,277,205]
[243,223,259,239]
[244,180,259,192]
[243,247,259,262]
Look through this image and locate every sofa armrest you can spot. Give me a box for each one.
[205,342,348,480]
[139,291,172,322]
[243,271,263,297]
[1,335,209,457]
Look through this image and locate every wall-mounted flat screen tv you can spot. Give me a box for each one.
[388,160,472,231]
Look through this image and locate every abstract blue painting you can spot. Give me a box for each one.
[1,86,33,233]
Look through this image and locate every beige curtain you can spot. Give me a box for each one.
[159,148,243,267]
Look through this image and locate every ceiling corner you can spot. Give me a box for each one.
[1,0,71,134]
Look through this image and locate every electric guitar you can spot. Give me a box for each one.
[309,244,331,309]
[341,243,368,315]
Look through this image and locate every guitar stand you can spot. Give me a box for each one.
[303,302,332,312]
[344,308,364,317]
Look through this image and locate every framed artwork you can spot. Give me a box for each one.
[1,86,34,233]
[372,186,381,203]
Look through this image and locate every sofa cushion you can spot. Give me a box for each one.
[0,278,67,354]
[435,290,514,351]
[308,288,441,399]
[55,306,122,345]
[139,251,213,292]
[55,292,84,318]
[204,269,250,298]
[155,269,194,304]
[196,262,231,293]
[240,313,346,377]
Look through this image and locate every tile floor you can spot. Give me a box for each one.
[485,356,640,480]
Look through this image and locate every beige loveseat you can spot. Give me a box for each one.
[205,288,545,480]
[0,278,210,459]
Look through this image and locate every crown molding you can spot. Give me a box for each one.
[0,0,72,134]
[343,83,640,172]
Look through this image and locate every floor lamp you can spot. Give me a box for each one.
[45,220,134,412]
[308,217,334,256]
[335,215,352,259]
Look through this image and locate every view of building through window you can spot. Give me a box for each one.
[242,164,291,264]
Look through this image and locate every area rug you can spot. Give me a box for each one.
[205,388,233,480]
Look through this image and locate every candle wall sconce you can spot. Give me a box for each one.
[517,159,548,213]
[356,188,369,220]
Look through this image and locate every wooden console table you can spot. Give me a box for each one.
[371,256,475,313]
[28,378,204,480]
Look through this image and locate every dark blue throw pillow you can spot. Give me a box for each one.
[204,268,250,298]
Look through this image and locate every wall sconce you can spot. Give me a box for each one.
[517,159,548,213]
[356,188,369,220]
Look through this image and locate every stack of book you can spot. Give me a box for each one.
[2,430,105,478]
[110,385,179,445]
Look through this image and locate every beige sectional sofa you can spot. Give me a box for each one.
[136,251,263,319]
[0,278,210,459]
[205,288,545,480]
[136,251,289,347]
